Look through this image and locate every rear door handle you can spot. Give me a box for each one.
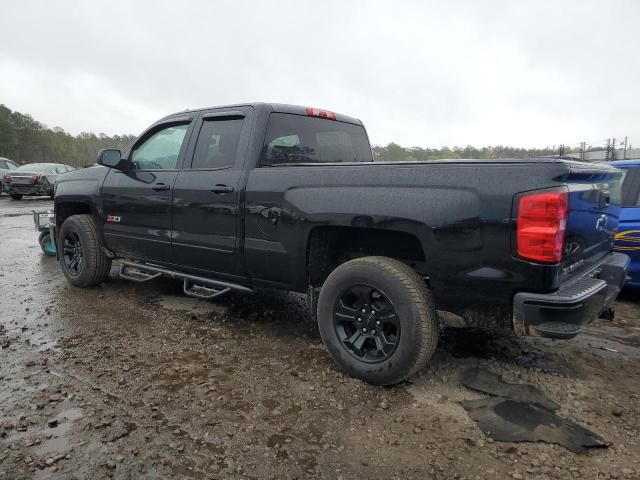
[152,183,170,191]
[211,184,234,194]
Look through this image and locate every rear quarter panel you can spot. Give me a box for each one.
[244,161,571,326]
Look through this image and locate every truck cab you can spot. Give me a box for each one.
[611,160,640,286]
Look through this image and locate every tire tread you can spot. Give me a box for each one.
[356,256,438,383]
[59,214,111,287]
[317,255,438,385]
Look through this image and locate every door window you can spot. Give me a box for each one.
[190,118,243,169]
[131,124,189,170]
[7,161,18,170]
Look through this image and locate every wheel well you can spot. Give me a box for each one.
[307,226,427,287]
[56,202,92,228]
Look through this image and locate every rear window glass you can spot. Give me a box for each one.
[621,167,640,207]
[261,113,372,166]
[15,164,55,173]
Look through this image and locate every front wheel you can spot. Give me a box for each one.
[58,214,112,287]
[317,256,439,386]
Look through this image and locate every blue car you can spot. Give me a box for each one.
[611,160,640,286]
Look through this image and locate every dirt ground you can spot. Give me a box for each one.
[1,196,639,480]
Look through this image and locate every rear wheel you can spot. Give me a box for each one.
[10,193,22,200]
[38,231,56,257]
[58,214,112,287]
[317,256,439,386]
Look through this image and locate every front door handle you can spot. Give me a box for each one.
[152,183,170,191]
[211,184,234,194]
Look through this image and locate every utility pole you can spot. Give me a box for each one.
[611,137,617,161]
[580,141,586,161]
[605,138,611,161]
[623,136,628,159]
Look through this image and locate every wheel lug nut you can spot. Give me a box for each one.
[361,308,366,313]
[357,317,362,322]
[361,328,367,333]
[376,321,380,326]
[371,310,375,315]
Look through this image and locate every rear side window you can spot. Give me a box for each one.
[621,167,640,207]
[190,118,243,169]
[261,113,372,166]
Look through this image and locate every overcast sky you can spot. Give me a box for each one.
[1,0,638,148]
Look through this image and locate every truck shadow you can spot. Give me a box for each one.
[437,327,580,377]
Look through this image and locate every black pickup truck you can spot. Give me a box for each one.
[52,103,629,385]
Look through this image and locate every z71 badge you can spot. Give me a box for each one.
[105,215,121,223]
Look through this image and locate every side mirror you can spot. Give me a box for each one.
[97,149,123,168]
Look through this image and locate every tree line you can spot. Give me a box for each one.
[0,103,579,167]
[372,143,577,162]
[0,104,136,168]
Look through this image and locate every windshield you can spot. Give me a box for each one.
[620,167,640,207]
[15,164,56,173]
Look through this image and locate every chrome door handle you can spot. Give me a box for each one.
[152,183,170,191]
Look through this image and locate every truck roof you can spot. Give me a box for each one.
[163,102,364,126]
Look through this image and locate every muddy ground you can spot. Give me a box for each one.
[1,196,639,480]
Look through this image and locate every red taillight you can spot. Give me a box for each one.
[517,189,568,263]
[32,175,38,183]
[306,107,336,120]
[3,175,10,183]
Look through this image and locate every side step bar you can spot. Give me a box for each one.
[119,261,252,300]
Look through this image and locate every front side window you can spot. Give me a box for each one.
[261,113,372,166]
[7,161,18,170]
[190,118,243,169]
[131,124,189,170]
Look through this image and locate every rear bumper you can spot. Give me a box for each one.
[513,252,630,339]
[6,184,53,196]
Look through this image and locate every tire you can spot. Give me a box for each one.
[317,256,439,386]
[11,193,22,200]
[38,231,57,257]
[58,214,112,287]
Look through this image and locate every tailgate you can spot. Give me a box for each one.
[563,164,623,274]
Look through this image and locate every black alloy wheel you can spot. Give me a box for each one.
[62,231,83,276]
[317,256,439,385]
[333,284,400,363]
